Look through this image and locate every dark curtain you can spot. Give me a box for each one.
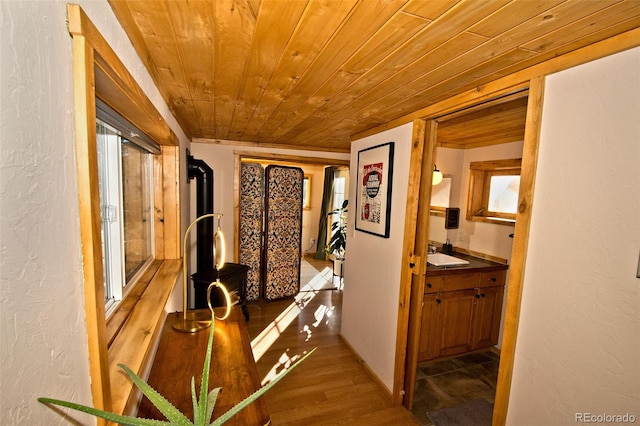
[314,167,335,259]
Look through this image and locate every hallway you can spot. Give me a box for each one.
[245,256,418,425]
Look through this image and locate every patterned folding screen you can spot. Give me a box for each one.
[239,163,264,301]
[263,165,303,301]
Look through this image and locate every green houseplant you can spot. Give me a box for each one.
[38,311,314,425]
[326,200,348,265]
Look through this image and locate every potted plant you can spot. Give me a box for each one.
[326,200,348,276]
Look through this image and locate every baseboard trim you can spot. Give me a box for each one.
[338,333,394,403]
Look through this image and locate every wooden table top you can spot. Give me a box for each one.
[137,307,270,425]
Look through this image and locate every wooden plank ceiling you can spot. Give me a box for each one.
[108,0,640,152]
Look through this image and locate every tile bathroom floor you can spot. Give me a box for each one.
[410,351,500,426]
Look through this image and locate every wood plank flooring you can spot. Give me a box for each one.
[245,257,419,425]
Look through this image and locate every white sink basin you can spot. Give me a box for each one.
[427,253,470,267]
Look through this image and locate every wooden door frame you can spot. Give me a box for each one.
[388,29,639,424]
[396,78,544,419]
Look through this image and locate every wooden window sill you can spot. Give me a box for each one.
[106,260,162,347]
[106,258,182,416]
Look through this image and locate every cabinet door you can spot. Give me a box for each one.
[471,286,505,349]
[434,289,476,358]
[418,293,440,361]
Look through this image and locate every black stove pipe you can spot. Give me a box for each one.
[187,153,214,272]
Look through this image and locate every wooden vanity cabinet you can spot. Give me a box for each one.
[434,288,477,357]
[418,259,507,362]
[471,285,504,350]
[418,293,440,361]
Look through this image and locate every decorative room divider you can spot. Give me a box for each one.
[263,165,303,301]
[239,162,264,302]
[239,163,303,301]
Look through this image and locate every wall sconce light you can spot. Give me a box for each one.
[173,213,233,333]
[432,164,443,185]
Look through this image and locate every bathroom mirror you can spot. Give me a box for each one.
[429,175,452,244]
[430,175,452,216]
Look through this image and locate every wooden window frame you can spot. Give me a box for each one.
[67,4,181,419]
[467,158,522,225]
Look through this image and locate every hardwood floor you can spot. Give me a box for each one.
[245,257,419,425]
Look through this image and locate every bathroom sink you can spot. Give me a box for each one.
[427,253,470,267]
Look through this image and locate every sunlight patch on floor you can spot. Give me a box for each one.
[312,304,334,328]
[251,265,338,384]
[299,266,334,291]
[259,300,334,384]
[260,349,306,386]
[251,295,307,363]
[251,266,333,362]
[256,300,334,384]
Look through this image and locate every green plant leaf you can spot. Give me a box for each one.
[198,312,216,424]
[205,388,221,425]
[210,348,316,426]
[37,398,171,426]
[191,377,200,425]
[119,363,192,426]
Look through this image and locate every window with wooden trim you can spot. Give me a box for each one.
[96,109,158,313]
[467,158,521,225]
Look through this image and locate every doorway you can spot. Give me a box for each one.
[407,93,527,425]
[396,79,545,426]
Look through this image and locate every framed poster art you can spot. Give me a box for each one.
[355,142,394,238]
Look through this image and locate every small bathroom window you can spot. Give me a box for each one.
[467,158,521,225]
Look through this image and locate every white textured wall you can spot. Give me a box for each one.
[0,2,91,422]
[0,1,189,424]
[507,48,640,424]
[341,122,413,392]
